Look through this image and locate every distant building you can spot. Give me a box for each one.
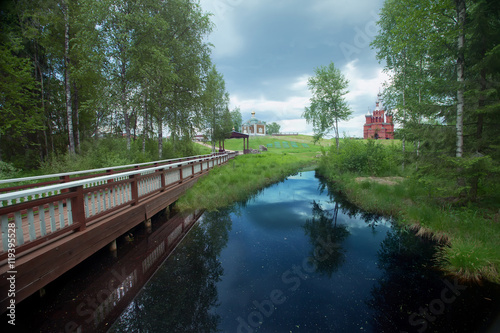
[241,111,266,136]
[363,95,394,139]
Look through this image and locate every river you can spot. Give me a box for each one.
[5,171,500,332]
[109,171,499,332]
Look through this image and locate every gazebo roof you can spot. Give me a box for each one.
[229,131,249,139]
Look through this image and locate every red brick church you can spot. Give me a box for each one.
[363,95,394,139]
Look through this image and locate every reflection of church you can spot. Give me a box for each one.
[241,111,266,136]
[363,95,394,139]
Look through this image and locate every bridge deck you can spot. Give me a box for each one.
[0,153,233,312]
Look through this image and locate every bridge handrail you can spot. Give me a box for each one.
[0,153,227,205]
[0,153,218,186]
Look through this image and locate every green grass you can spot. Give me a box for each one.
[320,170,500,284]
[222,135,329,154]
[177,152,315,211]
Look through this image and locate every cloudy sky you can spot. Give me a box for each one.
[199,0,389,138]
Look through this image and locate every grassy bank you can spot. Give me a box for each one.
[179,134,336,211]
[177,152,316,211]
[221,134,328,156]
[317,139,500,284]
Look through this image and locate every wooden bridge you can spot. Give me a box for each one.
[0,152,236,312]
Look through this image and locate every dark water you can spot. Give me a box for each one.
[108,171,500,333]
[4,171,499,332]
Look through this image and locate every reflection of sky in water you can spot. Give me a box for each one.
[215,171,390,332]
[111,171,500,333]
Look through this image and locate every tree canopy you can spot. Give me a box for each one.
[302,62,352,147]
[0,0,228,168]
[267,122,281,135]
[372,0,500,201]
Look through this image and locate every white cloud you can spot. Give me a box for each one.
[337,60,389,137]
[199,1,389,138]
[289,74,310,93]
[342,60,389,102]
[278,119,313,136]
[231,95,309,121]
[230,74,311,127]
[230,63,390,138]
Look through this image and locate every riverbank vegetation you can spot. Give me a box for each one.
[0,137,211,181]
[350,0,500,283]
[177,153,314,211]
[177,135,324,211]
[317,139,500,284]
[0,0,233,170]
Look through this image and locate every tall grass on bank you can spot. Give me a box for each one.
[39,137,211,174]
[317,139,500,284]
[177,153,313,211]
[0,137,211,188]
[319,138,403,177]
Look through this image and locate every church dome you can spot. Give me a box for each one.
[243,111,266,125]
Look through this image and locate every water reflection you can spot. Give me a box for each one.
[110,209,232,332]
[107,171,500,332]
[368,225,500,332]
[316,174,384,231]
[303,200,350,277]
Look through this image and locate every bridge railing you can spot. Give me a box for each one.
[0,153,222,194]
[0,153,230,260]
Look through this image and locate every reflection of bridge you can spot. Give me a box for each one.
[41,211,204,332]
[0,153,235,311]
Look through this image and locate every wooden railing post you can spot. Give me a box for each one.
[130,174,139,205]
[60,175,70,193]
[179,167,183,184]
[106,169,114,184]
[71,185,86,231]
[160,169,166,191]
[191,162,195,178]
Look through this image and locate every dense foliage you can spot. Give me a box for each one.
[371,0,500,202]
[0,0,232,170]
[319,139,402,177]
[267,122,281,135]
[303,62,352,147]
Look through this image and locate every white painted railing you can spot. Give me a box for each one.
[0,153,231,258]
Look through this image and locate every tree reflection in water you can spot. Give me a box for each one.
[303,199,350,277]
[110,209,232,332]
[316,173,383,232]
[367,225,500,332]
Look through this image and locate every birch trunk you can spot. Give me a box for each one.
[63,0,75,154]
[158,100,163,159]
[456,0,466,158]
[142,91,147,153]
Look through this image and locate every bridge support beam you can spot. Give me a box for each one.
[145,218,152,233]
[109,239,117,252]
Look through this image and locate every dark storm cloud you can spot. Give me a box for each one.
[200,0,388,137]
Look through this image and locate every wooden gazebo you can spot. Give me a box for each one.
[218,131,250,154]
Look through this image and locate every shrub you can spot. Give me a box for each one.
[0,161,19,179]
[319,139,402,177]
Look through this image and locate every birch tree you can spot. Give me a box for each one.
[302,62,351,149]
